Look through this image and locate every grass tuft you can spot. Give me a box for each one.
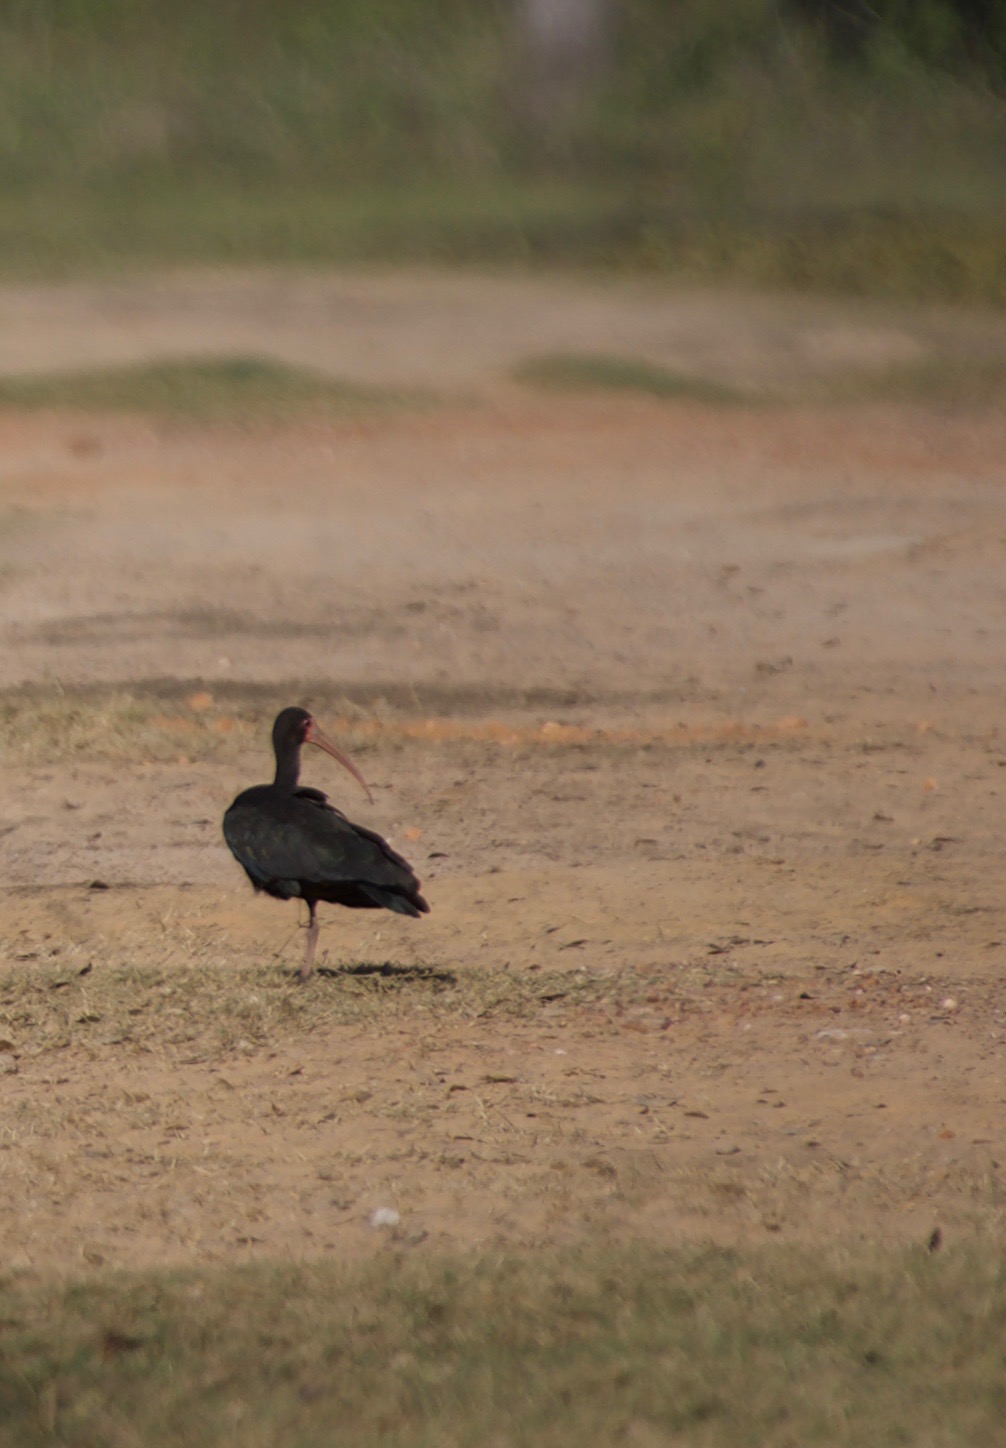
[511,353,747,402]
[0,357,435,421]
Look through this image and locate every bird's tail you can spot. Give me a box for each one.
[359,884,430,917]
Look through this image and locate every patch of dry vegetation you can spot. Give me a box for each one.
[0,690,393,767]
[0,687,819,767]
[0,935,618,1066]
[0,692,253,766]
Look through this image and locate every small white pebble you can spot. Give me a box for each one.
[941,997,958,1013]
[554,1049,567,1056]
[370,1207,400,1230]
[898,1013,911,1024]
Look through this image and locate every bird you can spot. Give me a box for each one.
[223,706,429,980]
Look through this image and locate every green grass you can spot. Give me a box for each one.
[818,353,1006,408]
[0,356,433,420]
[2,181,1006,308]
[1,1243,1004,1446]
[631,210,1006,307]
[0,346,1001,432]
[0,5,1002,300]
[514,344,1006,411]
[512,353,747,403]
[0,178,632,278]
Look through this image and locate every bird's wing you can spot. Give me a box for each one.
[225,791,419,891]
[342,817,422,879]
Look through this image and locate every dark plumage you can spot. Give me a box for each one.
[223,706,429,979]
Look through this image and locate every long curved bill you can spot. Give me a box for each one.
[305,720,374,805]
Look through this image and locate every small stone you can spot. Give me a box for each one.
[941,997,958,1013]
[370,1207,400,1230]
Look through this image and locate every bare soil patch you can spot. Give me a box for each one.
[0,272,1004,1276]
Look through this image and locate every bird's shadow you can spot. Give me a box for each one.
[313,960,458,988]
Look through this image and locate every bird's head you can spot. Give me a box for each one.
[272,706,373,803]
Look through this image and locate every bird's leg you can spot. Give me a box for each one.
[300,901,320,982]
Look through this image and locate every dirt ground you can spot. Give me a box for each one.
[0,270,1005,1275]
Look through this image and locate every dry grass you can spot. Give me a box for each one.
[1,1243,1005,1447]
[0,882,771,1068]
[0,692,254,765]
[0,687,820,767]
[0,690,389,767]
[0,936,619,1065]
[1,871,1004,1448]
[0,686,816,776]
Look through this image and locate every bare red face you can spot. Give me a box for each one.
[303,715,373,804]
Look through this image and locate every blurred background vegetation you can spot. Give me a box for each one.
[0,0,1004,299]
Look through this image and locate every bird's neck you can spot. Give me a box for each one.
[273,751,301,794]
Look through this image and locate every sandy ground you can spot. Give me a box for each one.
[0,270,1005,1274]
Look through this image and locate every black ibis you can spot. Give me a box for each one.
[223,706,429,979]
